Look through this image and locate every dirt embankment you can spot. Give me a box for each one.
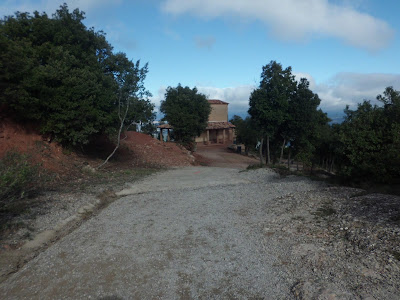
[0,119,200,283]
[120,131,195,168]
[0,119,197,176]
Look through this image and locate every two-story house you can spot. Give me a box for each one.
[158,99,236,145]
[195,100,235,145]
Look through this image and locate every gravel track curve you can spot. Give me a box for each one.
[0,167,322,299]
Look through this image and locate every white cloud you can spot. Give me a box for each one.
[197,85,255,116]
[162,0,394,51]
[293,72,317,90]
[295,72,400,111]
[151,85,255,118]
[147,73,400,121]
[151,85,168,112]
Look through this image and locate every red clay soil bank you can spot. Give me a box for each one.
[0,119,70,175]
[0,119,196,179]
[121,131,195,168]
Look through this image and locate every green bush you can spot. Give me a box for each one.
[0,151,42,212]
[246,163,264,170]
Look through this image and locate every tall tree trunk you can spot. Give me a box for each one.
[330,157,334,173]
[259,137,265,165]
[279,139,285,164]
[287,148,291,170]
[266,135,271,165]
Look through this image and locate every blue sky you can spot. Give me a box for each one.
[2,0,400,121]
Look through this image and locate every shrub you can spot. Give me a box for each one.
[0,151,42,212]
[246,163,264,170]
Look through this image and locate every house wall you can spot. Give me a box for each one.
[195,128,235,144]
[209,104,228,122]
[195,131,207,143]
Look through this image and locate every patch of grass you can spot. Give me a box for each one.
[34,140,50,150]
[314,204,336,218]
[123,170,134,175]
[62,167,159,194]
[391,251,400,261]
[269,165,295,177]
[92,171,106,178]
[271,164,289,171]
[61,147,72,155]
[0,151,44,214]
[0,220,25,233]
[245,163,265,171]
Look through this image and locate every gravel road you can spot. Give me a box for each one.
[0,167,322,299]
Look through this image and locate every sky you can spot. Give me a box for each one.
[1,0,400,122]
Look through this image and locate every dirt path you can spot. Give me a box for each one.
[1,164,399,298]
[196,144,258,169]
[0,167,320,299]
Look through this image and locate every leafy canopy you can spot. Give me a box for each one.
[336,87,400,183]
[160,85,211,145]
[247,60,330,165]
[0,4,153,146]
[230,115,258,151]
[249,60,297,137]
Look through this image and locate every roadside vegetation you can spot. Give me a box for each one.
[231,60,400,187]
[0,4,154,151]
[0,4,158,223]
[0,3,398,226]
[0,152,43,215]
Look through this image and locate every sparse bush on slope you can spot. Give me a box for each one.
[0,151,42,213]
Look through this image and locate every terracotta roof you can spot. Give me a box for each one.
[157,123,173,129]
[208,99,229,105]
[206,121,235,129]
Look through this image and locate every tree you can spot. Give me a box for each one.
[0,6,115,145]
[335,87,400,183]
[160,85,211,150]
[248,61,296,164]
[0,4,154,152]
[286,78,327,169]
[97,56,151,169]
[315,123,341,173]
[230,115,258,155]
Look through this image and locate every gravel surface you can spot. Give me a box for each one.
[0,167,399,299]
[195,144,259,169]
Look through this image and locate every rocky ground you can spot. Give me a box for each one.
[0,168,160,283]
[0,166,399,299]
[1,121,399,298]
[265,183,400,299]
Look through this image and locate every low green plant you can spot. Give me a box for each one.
[246,163,264,170]
[0,151,42,213]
